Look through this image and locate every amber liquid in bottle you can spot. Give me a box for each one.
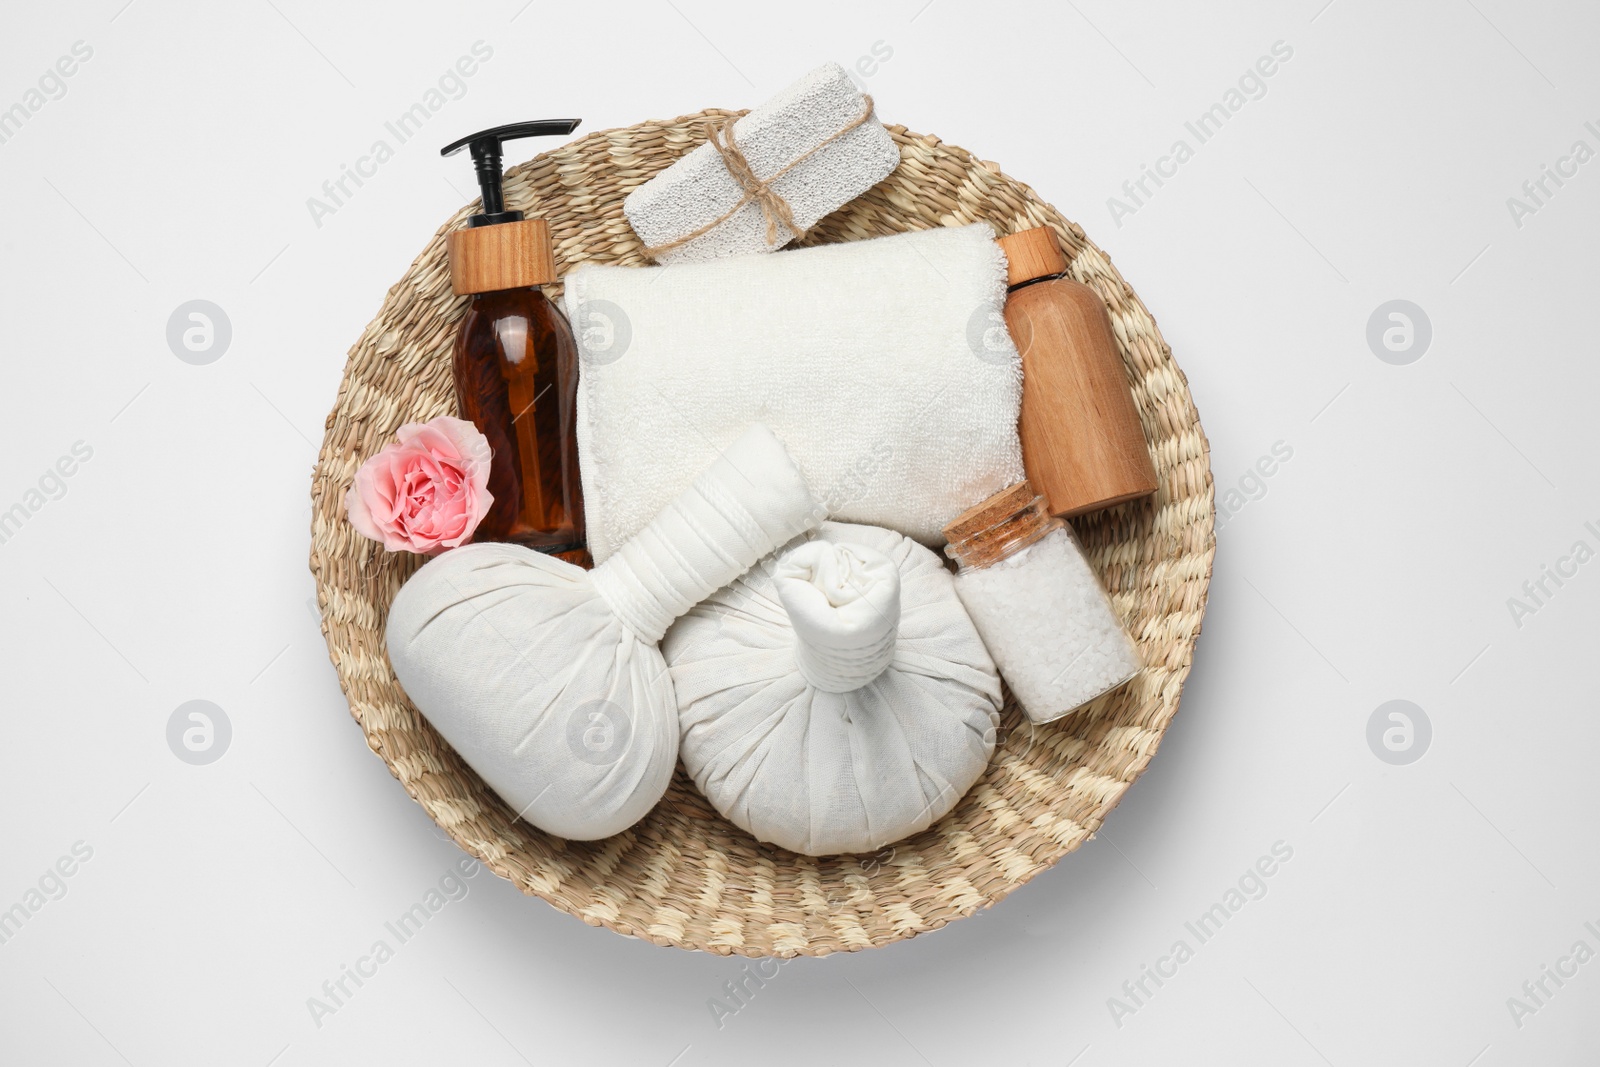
[453,286,589,567]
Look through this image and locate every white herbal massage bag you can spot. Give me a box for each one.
[663,522,1001,856]
[385,425,820,841]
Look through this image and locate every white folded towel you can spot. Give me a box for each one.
[565,222,1025,562]
[623,62,900,263]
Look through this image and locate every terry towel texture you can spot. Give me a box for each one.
[566,222,1025,562]
[623,62,900,263]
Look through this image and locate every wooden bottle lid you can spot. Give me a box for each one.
[997,226,1068,287]
[943,481,1056,569]
[942,481,1038,544]
[446,217,556,295]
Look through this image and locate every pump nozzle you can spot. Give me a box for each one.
[442,119,581,227]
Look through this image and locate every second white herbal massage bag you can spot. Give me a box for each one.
[564,223,1024,562]
[385,425,820,841]
[662,522,1002,856]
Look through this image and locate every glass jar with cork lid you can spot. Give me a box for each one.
[944,482,1141,724]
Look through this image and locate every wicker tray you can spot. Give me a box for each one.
[309,111,1215,957]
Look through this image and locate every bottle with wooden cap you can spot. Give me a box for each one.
[442,120,588,565]
[997,226,1157,517]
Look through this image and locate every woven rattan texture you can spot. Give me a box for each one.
[309,112,1215,957]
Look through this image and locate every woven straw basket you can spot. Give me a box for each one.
[309,111,1215,957]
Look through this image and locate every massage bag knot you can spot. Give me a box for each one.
[385,425,820,841]
[564,223,1024,562]
[663,522,1002,856]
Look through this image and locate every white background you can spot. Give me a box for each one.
[2,1,1597,1063]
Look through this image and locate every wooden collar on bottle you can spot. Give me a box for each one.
[446,218,557,295]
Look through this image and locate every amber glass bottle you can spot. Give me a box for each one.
[452,280,584,559]
[443,120,589,566]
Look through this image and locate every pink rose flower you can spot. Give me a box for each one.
[346,416,493,554]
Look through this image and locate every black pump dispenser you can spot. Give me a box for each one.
[442,119,581,228]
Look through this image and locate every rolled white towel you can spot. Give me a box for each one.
[623,62,900,264]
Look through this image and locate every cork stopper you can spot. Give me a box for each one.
[943,481,1059,569]
[446,218,557,295]
[997,227,1068,288]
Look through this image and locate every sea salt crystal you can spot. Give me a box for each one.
[952,526,1140,723]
